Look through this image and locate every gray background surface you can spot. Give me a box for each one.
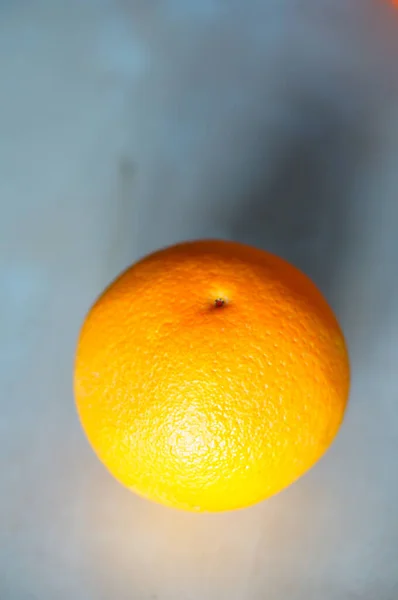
[1,1,398,598]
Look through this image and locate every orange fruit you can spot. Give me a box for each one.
[74,239,350,512]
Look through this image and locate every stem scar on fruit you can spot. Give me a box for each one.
[214,298,226,308]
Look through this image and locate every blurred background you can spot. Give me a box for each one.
[1,0,398,598]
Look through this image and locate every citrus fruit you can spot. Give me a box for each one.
[74,239,350,512]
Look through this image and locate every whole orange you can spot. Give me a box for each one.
[74,239,350,512]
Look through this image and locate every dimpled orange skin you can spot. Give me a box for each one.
[74,239,350,513]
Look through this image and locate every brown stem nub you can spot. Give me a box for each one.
[214,298,225,308]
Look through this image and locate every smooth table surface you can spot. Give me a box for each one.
[1,1,398,599]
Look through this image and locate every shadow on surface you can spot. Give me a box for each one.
[225,95,374,305]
